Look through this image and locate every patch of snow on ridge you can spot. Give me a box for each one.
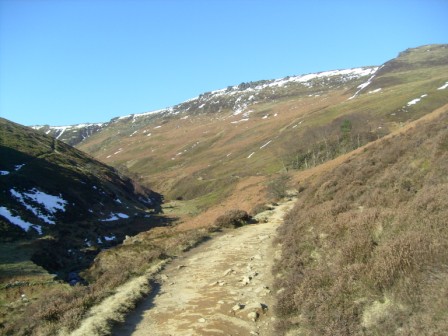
[1,171,10,175]
[438,82,448,90]
[56,127,68,139]
[368,88,382,94]
[266,67,378,89]
[247,152,255,159]
[348,66,382,100]
[118,108,169,121]
[34,123,105,130]
[0,206,42,234]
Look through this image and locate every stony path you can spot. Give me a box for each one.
[112,199,296,336]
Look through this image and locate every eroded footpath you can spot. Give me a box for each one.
[112,199,296,336]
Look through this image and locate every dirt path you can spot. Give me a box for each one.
[112,199,296,336]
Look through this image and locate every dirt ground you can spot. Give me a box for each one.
[112,199,296,336]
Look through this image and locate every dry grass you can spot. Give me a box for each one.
[2,226,210,336]
[273,111,448,335]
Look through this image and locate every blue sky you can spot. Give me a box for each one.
[1,0,447,126]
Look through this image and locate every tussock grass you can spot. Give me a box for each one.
[274,111,448,335]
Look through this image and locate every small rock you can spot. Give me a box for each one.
[232,303,244,311]
[248,311,259,321]
[223,268,234,276]
[276,288,285,295]
[258,234,269,241]
[217,300,225,304]
[198,318,206,323]
[177,265,186,270]
[160,274,169,281]
[252,254,262,260]
[246,302,266,311]
[218,281,226,286]
[242,276,252,285]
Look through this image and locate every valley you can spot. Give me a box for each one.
[1,44,448,335]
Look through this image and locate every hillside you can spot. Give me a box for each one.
[0,118,165,269]
[6,44,448,335]
[274,105,448,335]
[35,45,448,217]
[0,118,166,333]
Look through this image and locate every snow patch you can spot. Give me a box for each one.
[56,127,68,139]
[104,235,116,241]
[368,88,382,94]
[231,118,249,124]
[10,188,67,224]
[266,67,378,90]
[260,140,272,149]
[1,171,10,175]
[15,164,25,171]
[247,152,255,159]
[0,206,42,234]
[118,108,169,121]
[348,66,382,99]
[407,94,428,106]
[100,213,129,222]
[437,81,448,90]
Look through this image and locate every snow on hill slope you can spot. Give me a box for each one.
[33,66,377,146]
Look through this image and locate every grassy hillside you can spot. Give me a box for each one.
[0,118,166,335]
[274,107,448,335]
[73,45,448,216]
[14,44,448,335]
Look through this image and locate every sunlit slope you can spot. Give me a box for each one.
[75,45,448,206]
[274,103,448,335]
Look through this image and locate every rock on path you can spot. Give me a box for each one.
[112,199,296,336]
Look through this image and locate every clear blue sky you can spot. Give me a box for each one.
[1,0,447,126]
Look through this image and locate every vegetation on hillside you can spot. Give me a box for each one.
[0,119,165,335]
[2,45,448,336]
[2,226,209,336]
[69,45,448,208]
[273,111,448,335]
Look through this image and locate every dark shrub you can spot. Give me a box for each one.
[214,209,252,229]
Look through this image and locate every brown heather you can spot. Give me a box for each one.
[274,111,448,335]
